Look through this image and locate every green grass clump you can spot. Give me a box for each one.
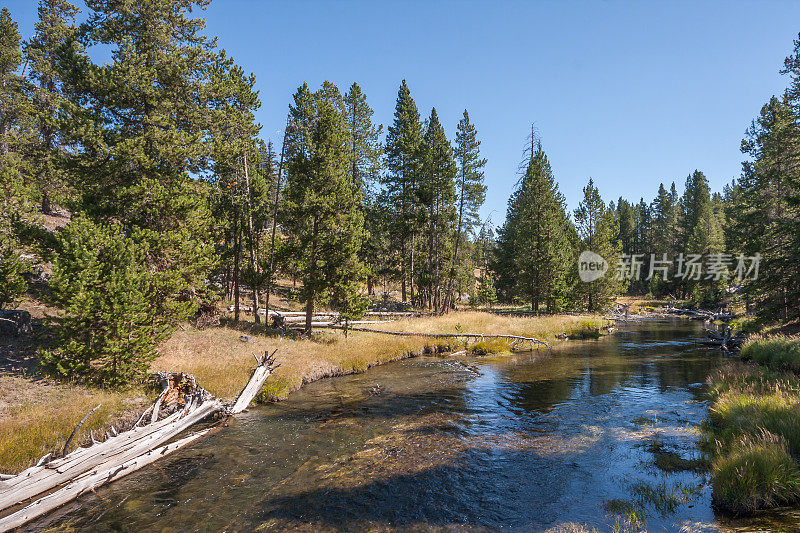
[565,319,603,339]
[711,433,800,515]
[703,346,800,514]
[742,335,800,372]
[469,338,512,355]
[257,376,297,402]
[602,499,644,532]
[707,389,800,456]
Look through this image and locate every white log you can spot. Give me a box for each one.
[0,357,278,528]
[0,429,210,532]
[0,402,219,510]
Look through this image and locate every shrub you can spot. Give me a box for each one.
[728,316,760,335]
[43,217,175,385]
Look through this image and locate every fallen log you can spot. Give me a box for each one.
[0,429,211,532]
[311,325,551,348]
[288,320,395,328]
[0,351,278,531]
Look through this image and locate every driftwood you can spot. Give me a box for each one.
[700,327,744,350]
[313,325,551,349]
[0,352,278,531]
[663,306,736,322]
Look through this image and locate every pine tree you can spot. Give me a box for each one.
[25,0,79,214]
[0,7,23,161]
[649,182,680,296]
[62,0,224,323]
[44,217,172,385]
[344,82,382,192]
[417,108,457,310]
[615,198,636,255]
[208,54,265,322]
[494,134,573,312]
[344,82,383,296]
[0,235,27,310]
[679,170,714,298]
[381,80,422,303]
[442,110,486,312]
[574,178,623,311]
[730,95,800,320]
[282,82,367,333]
[475,271,497,308]
[0,7,32,231]
[680,170,712,249]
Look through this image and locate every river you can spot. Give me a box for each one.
[24,319,800,531]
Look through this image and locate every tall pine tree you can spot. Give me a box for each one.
[494,134,573,312]
[441,110,486,312]
[25,0,79,214]
[417,108,457,310]
[61,0,225,323]
[282,82,367,333]
[574,178,623,311]
[381,80,422,303]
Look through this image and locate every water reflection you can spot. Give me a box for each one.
[23,319,795,531]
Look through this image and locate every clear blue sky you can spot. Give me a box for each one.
[7,0,800,225]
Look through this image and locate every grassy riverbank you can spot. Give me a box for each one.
[703,335,800,514]
[0,311,605,474]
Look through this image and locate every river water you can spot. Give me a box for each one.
[25,319,800,531]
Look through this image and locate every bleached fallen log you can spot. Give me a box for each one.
[278,315,334,323]
[230,350,279,414]
[0,429,211,532]
[0,352,278,531]
[294,320,396,328]
[311,325,551,348]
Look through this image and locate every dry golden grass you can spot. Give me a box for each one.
[0,376,149,474]
[155,311,603,402]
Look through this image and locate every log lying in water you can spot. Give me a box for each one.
[314,325,551,349]
[699,327,744,350]
[0,352,279,531]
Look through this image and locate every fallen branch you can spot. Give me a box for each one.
[61,404,102,458]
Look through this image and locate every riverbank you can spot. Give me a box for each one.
[0,311,605,475]
[703,334,800,514]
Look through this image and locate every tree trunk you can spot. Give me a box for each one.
[401,239,407,302]
[234,217,241,323]
[242,152,260,324]
[265,124,288,320]
[305,218,319,335]
[410,235,416,305]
